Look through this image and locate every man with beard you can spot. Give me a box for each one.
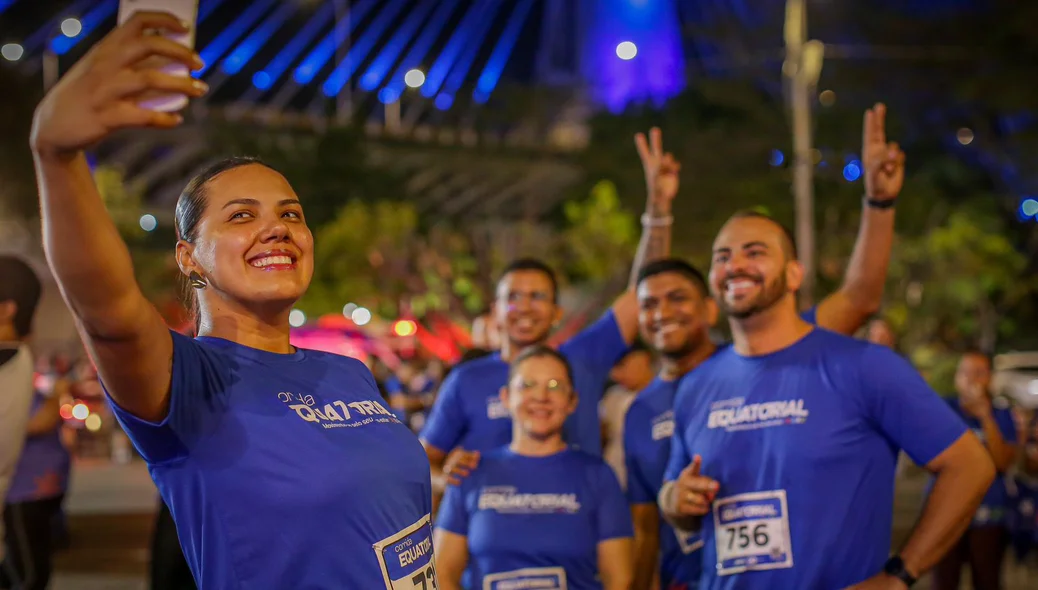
[625,103,906,590]
[420,128,681,494]
[658,212,996,588]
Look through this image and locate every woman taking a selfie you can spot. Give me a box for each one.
[434,346,634,589]
[31,12,433,589]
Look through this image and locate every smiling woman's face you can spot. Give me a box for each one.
[177,163,314,311]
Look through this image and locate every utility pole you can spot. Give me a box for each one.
[783,0,824,306]
[332,0,352,124]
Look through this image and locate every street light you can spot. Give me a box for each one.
[404,68,425,88]
[615,41,637,60]
[783,0,824,306]
[1,43,23,61]
[60,18,82,38]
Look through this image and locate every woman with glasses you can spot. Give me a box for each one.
[434,346,634,589]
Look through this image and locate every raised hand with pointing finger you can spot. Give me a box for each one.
[662,455,719,527]
[862,103,905,203]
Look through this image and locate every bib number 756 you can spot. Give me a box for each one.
[726,523,770,550]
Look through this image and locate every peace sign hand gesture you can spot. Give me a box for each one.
[862,103,905,202]
[634,127,681,208]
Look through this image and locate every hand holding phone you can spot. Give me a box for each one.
[118,0,200,112]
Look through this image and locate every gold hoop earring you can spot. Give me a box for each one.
[188,271,207,289]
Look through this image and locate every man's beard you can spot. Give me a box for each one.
[723,272,787,320]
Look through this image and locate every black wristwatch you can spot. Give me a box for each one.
[883,555,917,588]
[864,195,897,209]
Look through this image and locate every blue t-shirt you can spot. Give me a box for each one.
[106,331,435,590]
[6,391,70,504]
[624,377,701,589]
[420,311,628,455]
[436,447,633,589]
[664,328,967,590]
[938,399,1017,526]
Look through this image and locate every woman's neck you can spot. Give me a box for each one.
[197,302,293,354]
[509,432,568,457]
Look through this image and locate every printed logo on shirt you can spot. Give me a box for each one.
[486,397,510,420]
[277,391,402,430]
[652,410,674,441]
[483,566,567,590]
[477,486,581,514]
[675,528,704,554]
[373,515,437,590]
[707,397,809,432]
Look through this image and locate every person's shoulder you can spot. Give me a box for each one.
[471,447,514,476]
[566,448,613,471]
[567,450,624,487]
[629,378,671,413]
[447,352,506,380]
[798,327,891,366]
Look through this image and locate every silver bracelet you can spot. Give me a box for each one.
[641,213,674,227]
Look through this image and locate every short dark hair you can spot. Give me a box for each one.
[175,156,279,331]
[0,256,42,338]
[726,209,798,260]
[497,258,559,303]
[509,345,575,390]
[636,258,708,296]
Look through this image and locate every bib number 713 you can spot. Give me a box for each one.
[726,523,770,550]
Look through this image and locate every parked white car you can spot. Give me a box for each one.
[993,351,1038,409]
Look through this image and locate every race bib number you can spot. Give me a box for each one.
[482,566,567,590]
[374,515,437,589]
[712,490,793,576]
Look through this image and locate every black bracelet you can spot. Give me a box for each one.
[864,195,897,210]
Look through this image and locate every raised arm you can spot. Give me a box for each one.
[30,13,207,422]
[814,104,903,336]
[613,129,681,343]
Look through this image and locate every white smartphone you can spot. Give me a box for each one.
[118,0,200,112]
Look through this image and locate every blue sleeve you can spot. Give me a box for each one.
[663,381,695,483]
[418,369,467,452]
[384,376,404,395]
[623,405,656,505]
[596,463,635,541]
[435,481,470,536]
[995,408,1018,445]
[105,330,230,465]
[860,345,968,466]
[663,403,692,484]
[560,310,629,376]
[800,307,817,325]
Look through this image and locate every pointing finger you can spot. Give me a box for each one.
[873,103,887,144]
[688,455,702,477]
